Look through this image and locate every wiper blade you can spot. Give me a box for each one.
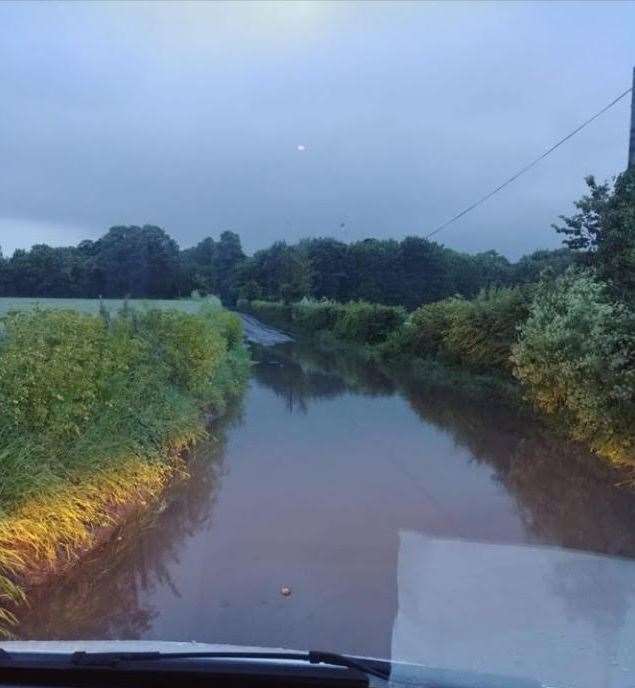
[69,650,310,667]
[0,648,376,687]
[309,651,391,681]
[53,650,390,680]
[0,648,546,687]
[67,649,390,680]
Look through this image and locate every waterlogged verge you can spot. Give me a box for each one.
[0,303,249,634]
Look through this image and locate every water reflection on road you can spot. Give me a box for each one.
[15,322,635,686]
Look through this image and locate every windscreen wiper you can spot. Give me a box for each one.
[309,652,391,681]
[0,648,388,685]
[68,650,306,667]
[0,648,547,688]
[67,649,391,680]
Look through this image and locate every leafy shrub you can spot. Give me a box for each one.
[378,323,418,359]
[408,298,461,358]
[512,269,635,464]
[246,288,527,360]
[292,300,344,332]
[443,288,531,370]
[245,297,405,345]
[245,300,293,328]
[333,301,406,344]
[407,287,530,371]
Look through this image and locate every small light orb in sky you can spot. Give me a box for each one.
[297,144,306,151]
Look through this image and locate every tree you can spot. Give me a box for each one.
[347,239,401,304]
[512,248,573,284]
[89,225,180,298]
[237,278,262,302]
[6,245,78,297]
[237,242,311,303]
[398,237,453,308]
[0,246,7,295]
[279,252,312,304]
[213,231,245,304]
[300,238,350,301]
[555,169,635,299]
[0,222,586,305]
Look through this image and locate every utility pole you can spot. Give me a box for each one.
[629,66,635,168]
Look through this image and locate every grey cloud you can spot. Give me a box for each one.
[1,0,633,260]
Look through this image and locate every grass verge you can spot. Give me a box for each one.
[0,303,249,635]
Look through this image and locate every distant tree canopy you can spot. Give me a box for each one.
[235,237,572,309]
[0,226,180,299]
[0,224,573,308]
[180,230,245,303]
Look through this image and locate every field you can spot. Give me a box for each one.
[0,296,221,317]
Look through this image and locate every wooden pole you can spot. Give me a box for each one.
[629,66,635,168]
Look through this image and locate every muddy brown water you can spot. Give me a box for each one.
[13,318,635,685]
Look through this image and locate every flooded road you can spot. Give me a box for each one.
[15,318,635,687]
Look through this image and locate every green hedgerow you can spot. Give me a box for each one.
[512,269,635,465]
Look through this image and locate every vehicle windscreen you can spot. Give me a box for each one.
[1,2,634,687]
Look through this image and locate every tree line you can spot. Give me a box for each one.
[0,223,573,308]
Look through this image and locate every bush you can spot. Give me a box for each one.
[408,298,461,358]
[407,287,531,371]
[247,300,293,328]
[333,301,406,344]
[512,269,635,464]
[292,300,344,333]
[443,287,531,371]
[245,297,405,345]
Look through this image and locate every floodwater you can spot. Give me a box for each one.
[14,317,635,687]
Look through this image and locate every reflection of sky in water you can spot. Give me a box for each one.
[394,533,635,688]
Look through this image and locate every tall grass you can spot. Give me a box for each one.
[0,303,248,634]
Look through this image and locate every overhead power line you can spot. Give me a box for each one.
[425,84,633,240]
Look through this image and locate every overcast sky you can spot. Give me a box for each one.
[1,0,634,260]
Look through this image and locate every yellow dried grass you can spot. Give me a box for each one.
[0,441,192,637]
